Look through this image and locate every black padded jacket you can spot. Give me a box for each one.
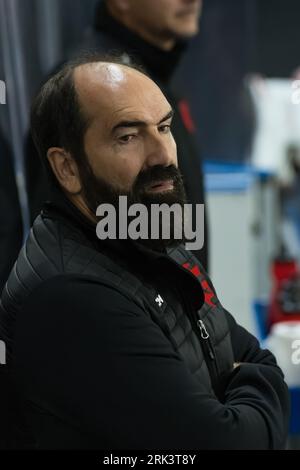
[0,190,290,449]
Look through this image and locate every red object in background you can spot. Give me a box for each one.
[268,257,300,328]
[178,99,196,134]
[272,258,298,282]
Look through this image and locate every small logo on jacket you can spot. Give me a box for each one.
[155,294,164,307]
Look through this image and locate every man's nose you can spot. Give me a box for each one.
[143,133,174,169]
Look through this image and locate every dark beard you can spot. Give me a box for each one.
[78,157,188,251]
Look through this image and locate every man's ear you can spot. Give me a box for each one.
[47,147,82,194]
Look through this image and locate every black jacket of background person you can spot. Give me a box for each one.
[26,1,209,270]
[0,187,289,449]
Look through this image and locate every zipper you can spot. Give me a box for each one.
[196,316,219,385]
[197,319,215,360]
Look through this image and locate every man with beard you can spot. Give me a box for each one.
[0,56,289,450]
[26,0,209,269]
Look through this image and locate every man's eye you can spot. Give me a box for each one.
[159,124,171,134]
[118,134,136,144]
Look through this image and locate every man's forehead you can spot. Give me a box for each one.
[74,62,128,93]
[73,62,169,126]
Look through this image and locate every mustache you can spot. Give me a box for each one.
[133,165,182,193]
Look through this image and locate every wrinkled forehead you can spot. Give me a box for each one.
[73,63,170,128]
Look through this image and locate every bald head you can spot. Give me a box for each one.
[31,55,152,178]
[75,62,128,94]
[73,62,171,135]
[31,55,177,208]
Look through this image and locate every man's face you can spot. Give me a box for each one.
[74,63,185,216]
[123,0,202,39]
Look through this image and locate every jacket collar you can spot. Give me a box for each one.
[42,186,171,262]
[42,186,204,309]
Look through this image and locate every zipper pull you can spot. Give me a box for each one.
[197,319,215,360]
[197,319,209,339]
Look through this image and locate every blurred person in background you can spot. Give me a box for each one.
[26,0,209,270]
